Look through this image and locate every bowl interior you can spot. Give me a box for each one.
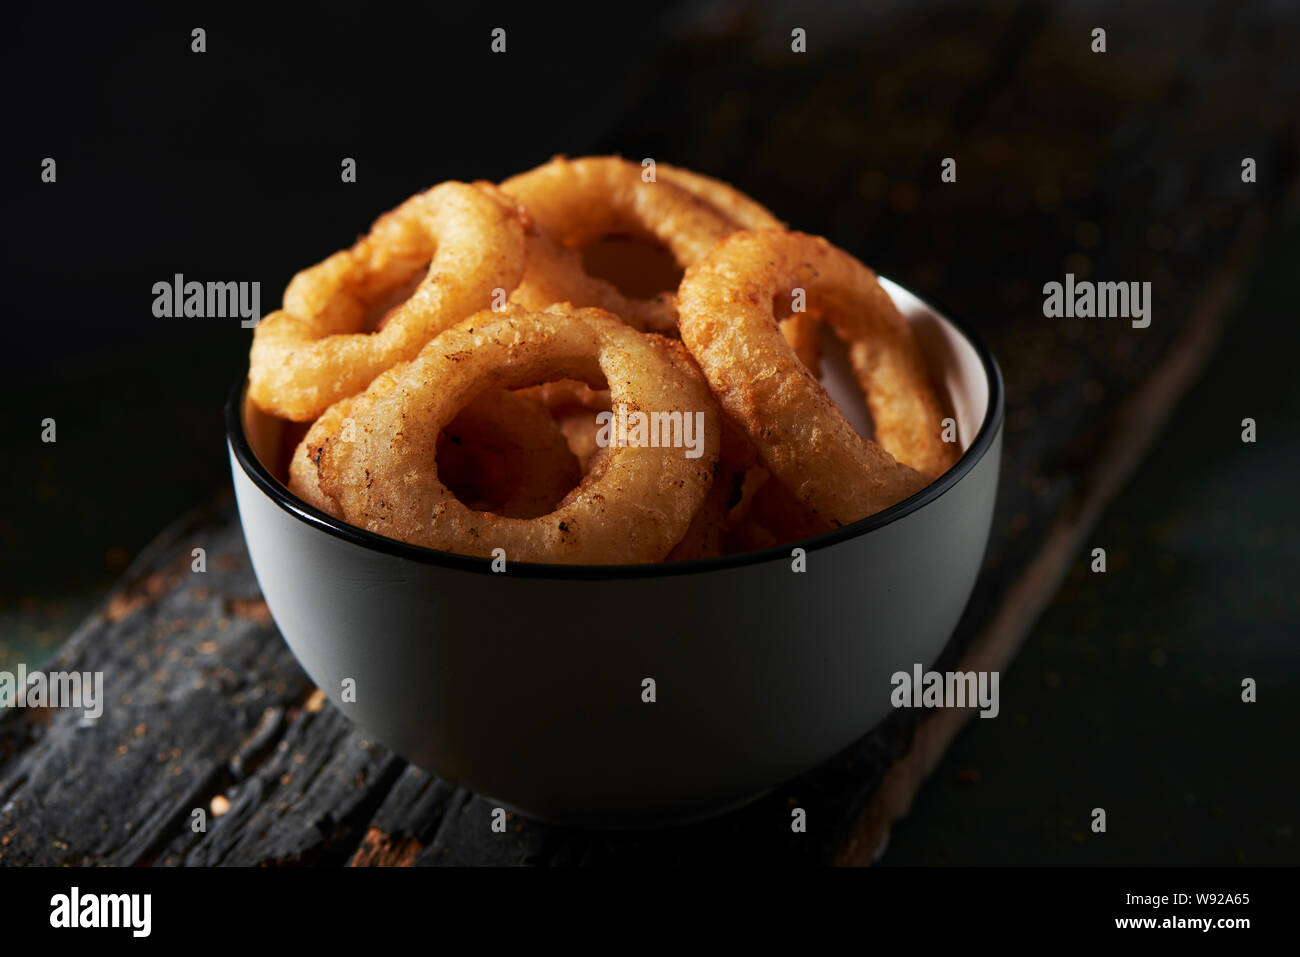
[881,277,989,449]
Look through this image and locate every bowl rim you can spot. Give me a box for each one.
[226,286,1004,580]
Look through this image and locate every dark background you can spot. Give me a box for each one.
[2,0,1297,864]
[2,3,688,648]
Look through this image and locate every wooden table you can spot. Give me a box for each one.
[2,1,1296,865]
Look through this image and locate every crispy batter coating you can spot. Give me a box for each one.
[314,306,720,564]
[678,229,957,527]
[291,384,579,521]
[250,181,526,421]
[658,163,785,231]
[264,161,961,562]
[503,156,739,334]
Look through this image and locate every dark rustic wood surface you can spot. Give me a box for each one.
[882,226,1300,865]
[2,2,1297,865]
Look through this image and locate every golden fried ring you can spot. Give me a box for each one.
[508,230,680,335]
[291,384,578,521]
[250,181,526,421]
[658,164,784,230]
[651,169,816,537]
[662,165,822,371]
[678,229,956,527]
[649,337,734,562]
[515,377,611,413]
[502,157,737,334]
[780,312,822,378]
[667,431,754,561]
[287,368,404,516]
[288,397,354,516]
[315,307,720,564]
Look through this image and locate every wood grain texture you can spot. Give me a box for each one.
[837,206,1272,865]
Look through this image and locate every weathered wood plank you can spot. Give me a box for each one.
[837,204,1274,864]
[0,506,313,865]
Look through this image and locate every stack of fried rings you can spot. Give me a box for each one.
[250,156,959,565]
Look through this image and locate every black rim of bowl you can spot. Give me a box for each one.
[226,291,1005,580]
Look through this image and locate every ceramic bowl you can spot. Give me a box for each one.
[226,278,1003,827]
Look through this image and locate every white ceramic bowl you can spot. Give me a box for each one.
[227,279,1003,826]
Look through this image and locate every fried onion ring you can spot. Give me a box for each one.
[287,365,405,516]
[780,312,822,378]
[658,164,784,231]
[677,229,956,526]
[290,381,578,521]
[503,156,737,334]
[250,181,526,421]
[515,377,611,413]
[315,306,720,564]
[667,166,822,371]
